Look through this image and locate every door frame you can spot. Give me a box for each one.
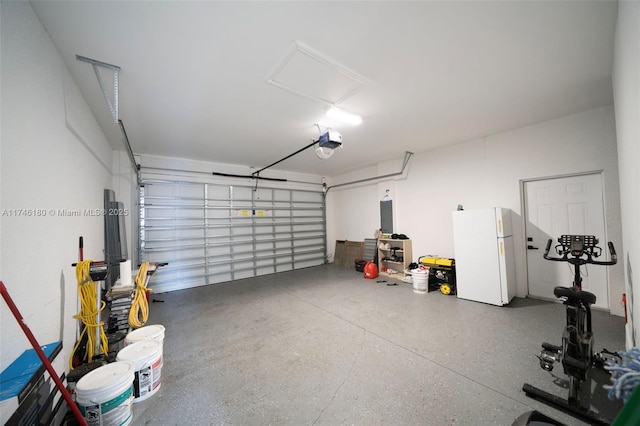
[519,170,609,307]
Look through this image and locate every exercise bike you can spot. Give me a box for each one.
[522,235,617,425]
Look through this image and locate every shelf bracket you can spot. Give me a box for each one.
[76,55,139,181]
[76,55,121,123]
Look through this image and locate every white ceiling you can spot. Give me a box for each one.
[30,1,618,177]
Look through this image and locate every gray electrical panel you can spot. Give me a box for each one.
[380,200,393,234]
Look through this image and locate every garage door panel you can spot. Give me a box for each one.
[140,179,326,292]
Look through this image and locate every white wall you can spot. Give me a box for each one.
[0,2,123,370]
[327,106,625,317]
[613,0,640,348]
[325,158,409,261]
[325,165,379,260]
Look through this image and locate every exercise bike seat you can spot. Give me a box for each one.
[553,286,596,306]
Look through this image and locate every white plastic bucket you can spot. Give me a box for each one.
[411,268,430,294]
[116,340,162,403]
[75,361,135,426]
[125,324,165,357]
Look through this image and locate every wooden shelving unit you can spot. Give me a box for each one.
[378,238,412,279]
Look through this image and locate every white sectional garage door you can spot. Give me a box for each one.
[138,178,326,293]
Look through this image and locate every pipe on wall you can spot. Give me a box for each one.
[324,151,413,196]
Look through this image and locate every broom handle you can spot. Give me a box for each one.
[0,281,87,426]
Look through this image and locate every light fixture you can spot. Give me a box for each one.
[326,106,362,125]
[315,146,335,159]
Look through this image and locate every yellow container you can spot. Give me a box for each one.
[420,256,454,268]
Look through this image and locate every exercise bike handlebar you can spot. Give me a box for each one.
[543,239,553,258]
[600,241,617,265]
[543,237,617,265]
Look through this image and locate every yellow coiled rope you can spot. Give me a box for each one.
[129,262,150,329]
[70,260,109,369]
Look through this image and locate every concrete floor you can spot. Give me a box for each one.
[129,264,626,425]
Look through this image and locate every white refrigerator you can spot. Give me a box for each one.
[452,208,516,306]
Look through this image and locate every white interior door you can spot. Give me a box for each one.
[524,173,608,309]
